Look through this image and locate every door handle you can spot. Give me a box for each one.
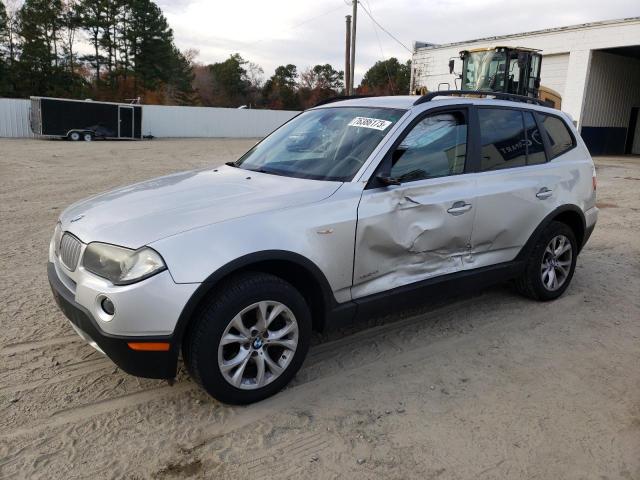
[536,187,553,200]
[447,201,472,216]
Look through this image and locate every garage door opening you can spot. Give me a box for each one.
[581,46,640,155]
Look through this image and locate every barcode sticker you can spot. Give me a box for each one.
[348,117,392,131]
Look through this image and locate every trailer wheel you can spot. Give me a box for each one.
[83,132,94,142]
[68,131,81,141]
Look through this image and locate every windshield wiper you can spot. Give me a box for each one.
[245,166,288,177]
[225,161,238,168]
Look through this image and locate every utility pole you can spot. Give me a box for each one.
[345,15,351,95]
[350,0,357,95]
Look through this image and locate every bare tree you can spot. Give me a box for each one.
[60,0,80,73]
[4,0,22,65]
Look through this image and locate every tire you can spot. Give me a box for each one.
[184,272,311,404]
[515,221,577,301]
[68,131,81,141]
[83,132,94,142]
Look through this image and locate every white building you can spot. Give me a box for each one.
[411,17,640,155]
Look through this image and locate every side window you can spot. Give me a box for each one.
[478,108,526,171]
[390,112,466,182]
[523,112,547,165]
[539,114,575,158]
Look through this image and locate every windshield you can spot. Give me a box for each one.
[462,50,507,92]
[234,107,405,181]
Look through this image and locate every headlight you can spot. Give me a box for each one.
[82,243,166,285]
[49,222,63,258]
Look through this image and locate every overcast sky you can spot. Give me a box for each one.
[157,0,639,83]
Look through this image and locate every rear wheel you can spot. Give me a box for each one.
[184,272,311,404]
[68,131,81,141]
[83,132,94,142]
[515,221,577,301]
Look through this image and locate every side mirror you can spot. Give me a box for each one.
[376,173,401,186]
[448,59,455,74]
[534,78,541,89]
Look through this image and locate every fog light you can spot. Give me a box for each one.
[101,297,115,316]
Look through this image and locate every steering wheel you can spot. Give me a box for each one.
[326,155,364,179]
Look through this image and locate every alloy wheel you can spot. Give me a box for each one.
[217,300,299,390]
[540,234,573,291]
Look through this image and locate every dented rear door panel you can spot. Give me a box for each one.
[352,175,477,299]
[466,149,590,269]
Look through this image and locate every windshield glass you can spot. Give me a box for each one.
[234,107,405,181]
[462,50,507,91]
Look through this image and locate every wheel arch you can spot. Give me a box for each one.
[173,250,337,347]
[517,205,587,262]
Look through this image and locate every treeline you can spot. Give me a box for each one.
[0,0,194,103]
[194,54,411,110]
[0,0,411,108]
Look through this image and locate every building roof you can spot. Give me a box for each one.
[413,16,640,52]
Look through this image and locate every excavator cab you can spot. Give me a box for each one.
[455,46,542,98]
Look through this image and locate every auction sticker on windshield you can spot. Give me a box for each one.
[348,117,393,131]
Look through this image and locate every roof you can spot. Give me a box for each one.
[414,16,640,52]
[464,46,541,53]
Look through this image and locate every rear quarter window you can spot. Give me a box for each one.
[538,113,575,158]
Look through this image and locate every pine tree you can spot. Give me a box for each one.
[126,0,176,94]
[358,58,412,95]
[79,0,108,82]
[16,0,62,95]
[263,64,300,110]
[208,53,251,107]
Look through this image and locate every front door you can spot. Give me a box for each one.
[119,106,134,138]
[353,109,476,299]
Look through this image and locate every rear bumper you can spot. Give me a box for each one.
[48,262,178,379]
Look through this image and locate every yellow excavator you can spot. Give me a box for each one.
[415,46,562,108]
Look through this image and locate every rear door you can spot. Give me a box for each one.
[466,106,572,269]
[353,107,477,299]
[118,106,134,138]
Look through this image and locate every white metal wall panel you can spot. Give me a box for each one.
[0,99,35,138]
[540,54,569,97]
[0,99,298,138]
[142,105,299,138]
[581,51,640,128]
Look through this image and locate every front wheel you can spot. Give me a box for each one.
[515,221,577,301]
[68,131,81,141]
[184,272,311,404]
[83,132,94,142]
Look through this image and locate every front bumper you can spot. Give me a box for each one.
[48,262,178,379]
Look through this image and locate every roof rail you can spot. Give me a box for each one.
[313,95,375,107]
[413,90,546,106]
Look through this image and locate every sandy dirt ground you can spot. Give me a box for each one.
[0,138,638,479]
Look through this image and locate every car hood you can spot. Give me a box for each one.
[60,165,342,247]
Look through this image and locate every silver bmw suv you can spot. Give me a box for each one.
[48,93,598,404]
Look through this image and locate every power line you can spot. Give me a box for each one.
[364,0,395,94]
[245,3,347,48]
[357,1,412,54]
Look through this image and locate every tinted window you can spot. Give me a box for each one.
[478,108,526,171]
[390,112,466,182]
[539,114,575,158]
[524,112,546,165]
